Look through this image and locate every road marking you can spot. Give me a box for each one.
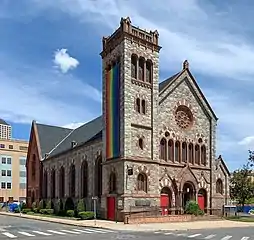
[188,233,202,238]
[241,237,250,240]
[164,232,174,235]
[18,232,36,237]
[61,229,81,234]
[221,235,232,240]
[177,233,187,236]
[97,229,115,233]
[204,234,216,239]
[85,228,108,233]
[154,232,160,234]
[72,229,93,234]
[32,231,52,236]
[2,232,17,238]
[47,230,67,235]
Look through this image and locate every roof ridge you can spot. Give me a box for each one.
[44,128,76,159]
[37,122,72,130]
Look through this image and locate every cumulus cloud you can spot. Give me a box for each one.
[62,122,85,129]
[53,49,79,74]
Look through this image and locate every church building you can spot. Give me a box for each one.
[26,17,230,222]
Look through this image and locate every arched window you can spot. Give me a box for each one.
[138,138,144,150]
[175,141,180,162]
[131,54,137,79]
[138,57,145,81]
[201,145,206,166]
[136,98,141,113]
[32,154,36,180]
[182,142,187,163]
[69,164,75,197]
[81,161,88,198]
[168,139,174,161]
[95,157,102,197]
[59,166,65,198]
[109,172,117,193]
[195,144,200,165]
[146,60,152,83]
[141,99,146,114]
[137,173,147,192]
[43,171,48,199]
[189,143,194,164]
[216,179,223,194]
[160,138,167,160]
[51,169,56,199]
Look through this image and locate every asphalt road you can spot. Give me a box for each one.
[0,215,253,240]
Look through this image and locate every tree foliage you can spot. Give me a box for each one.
[230,163,254,207]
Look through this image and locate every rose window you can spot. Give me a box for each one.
[175,105,193,129]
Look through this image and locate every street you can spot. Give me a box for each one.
[0,215,254,240]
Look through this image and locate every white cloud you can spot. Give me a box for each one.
[62,122,85,129]
[53,49,79,74]
[239,136,254,148]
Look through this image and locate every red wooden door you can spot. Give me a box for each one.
[160,194,169,215]
[107,197,116,220]
[198,195,205,210]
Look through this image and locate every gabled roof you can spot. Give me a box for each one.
[0,119,10,126]
[159,72,180,92]
[216,155,231,176]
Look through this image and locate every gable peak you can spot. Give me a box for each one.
[183,60,189,70]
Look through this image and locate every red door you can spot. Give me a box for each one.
[107,197,116,220]
[160,194,169,215]
[198,194,205,210]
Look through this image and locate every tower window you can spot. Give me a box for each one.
[136,98,141,113]
[141,100,146,114]
[138,58,145,81]
[146,60,152,83]
[138,138,144,150]
[131,54,137,79]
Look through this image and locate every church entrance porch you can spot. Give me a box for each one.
[182,182,196,210]
[160,187,172,215]
[198,188,207,212]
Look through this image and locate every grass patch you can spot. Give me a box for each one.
[225,216,254,222]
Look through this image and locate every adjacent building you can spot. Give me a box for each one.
[26,17,230,222]
[0,119,28,202]
[0,119,11,140]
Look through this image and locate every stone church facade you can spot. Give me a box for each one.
[26,17,230,222]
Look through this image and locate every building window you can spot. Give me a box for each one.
[141,100,146,114]
[138,58,145,81]
[81,161,88,198]
[109,172,117,194]
[19,183,26,189]
[131,54,138,79]
[7,170,11,177]
[182,142,187,163]
[138,138,144,150]
[19,146,28,151]
[137,173,147,192]
[201,145,206,166]
[146,60,152,83]
[216,179,223,194]
[175,141,180,162]
[7,183,11,189]
[188,143,194,164]
[19,158,26,165]
[7,158,11,164]
[19,171,26,178]
[32,154,36,180]
[9,145,13,150]
[136,98,141,113]
[59,166,65,198]
[69,164,76,198]
[1,170,6,176]
[1,182,5,189]
[195,144,200,165]
[0,144,5,148]
[1,157,6,164]
[51,169,56,199]
[160,138,167,160]
[0,197,3,202]
[168,139,174,161]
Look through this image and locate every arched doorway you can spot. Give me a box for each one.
[198,188,207,212]
[160,187,172,215]
[182,182,195,208]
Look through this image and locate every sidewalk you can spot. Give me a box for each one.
[0,211,254,231]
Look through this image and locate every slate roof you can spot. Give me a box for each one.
[34,72,180,160]
[0,119,10,125]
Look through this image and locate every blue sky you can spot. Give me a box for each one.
[1,0,254,171]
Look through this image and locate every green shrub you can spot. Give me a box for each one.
[27,211,34,215]
[20,202,26,210]
[185,201,203,216]
[39,209,47,214]
[78,211,94,220]
[65,198,74,211]
[45,209,54,215]
[22,208,31,214]
[46,200,53,209]
[54,199,64,215]
[38,200,45,210]
[14,208,20,213]
[66,210,75,217]
[33,208,39,213]
[77,199,86,213]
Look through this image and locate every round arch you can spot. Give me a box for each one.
[182,181,196,208]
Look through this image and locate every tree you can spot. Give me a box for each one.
[230,163,254,208]
[248,150,254,167]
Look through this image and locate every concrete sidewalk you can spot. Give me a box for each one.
[0,211,254,231]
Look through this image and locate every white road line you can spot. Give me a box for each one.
[177,233,187,236]
[188,233,202,238]
[204,234,216,239]
[164,232,174,235]
[241,237,250,240]
[61,229,81,234]
[47,230,67,235]
[32,231,52,236]
[18,232,36,237]
[85,228,107,233]
[154,232,160,234]
[221,235,232,240]
[2,232,17,238]
[72,229,93,234]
